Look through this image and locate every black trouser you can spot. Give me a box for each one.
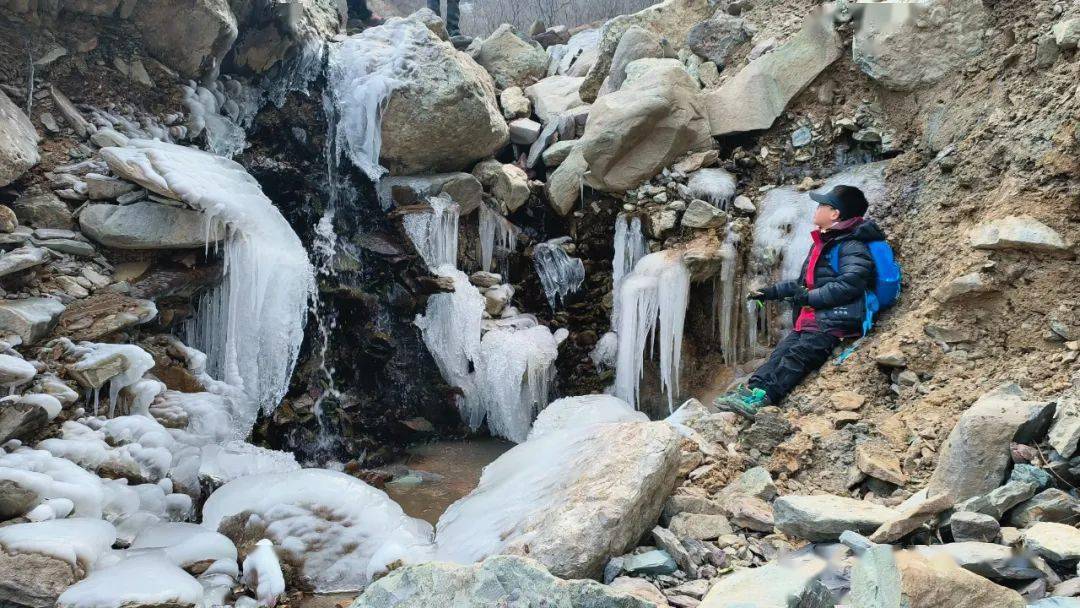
[749,330,840,404]
[346,0,371,20]
[427,0,461,36]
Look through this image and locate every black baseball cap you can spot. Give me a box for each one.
[810,185,869,220]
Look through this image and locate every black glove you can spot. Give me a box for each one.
[786,286,810,307]
[748,286,780,302]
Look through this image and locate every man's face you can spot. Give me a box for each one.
[813,203,841,229]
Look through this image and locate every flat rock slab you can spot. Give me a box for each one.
[1024,522,1080,563]
[774,494,896,542]
[79,202,225,249]
[0,297,65,344]
[700,553,827,608]
[970,216,1069,252]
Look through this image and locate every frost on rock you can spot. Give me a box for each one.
[478,204,519,275]
[613,250,691,412]
[202,469,434,592]
[687,168,737,209]
[750,161,887,338]
[533,237,585,310]
[63,340,156,417]
[0,518,115,570]
[327,18,424,180]
[528,394,645,440]
[401,195,460,271]
[57,554,203,608]
[241,539,285,607]
[100,140,315,437]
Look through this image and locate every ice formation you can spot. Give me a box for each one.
[476,326,560,443]
[0,518,115,569]
[611,214,648,328]
[57,554,204,608]
[100,140,315,436]
[478,204,519,274]
[0,353,36,392]
[687,168,737,209]
[401,195,460,271]
[328,18,429,180]
[65,341,156,417]
[533,237,586,309]
[202,469,434,591]
[613,251,691,412]
[181,78,259,158]
[130,522,237,569]
[750,161,888,337]
[241,539,286,607]
[434,394,645,564]
[712,228,742,365]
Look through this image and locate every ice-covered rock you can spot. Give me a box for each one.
[328,17,508,177]
[377,173,483,214]
[240,539,285,607]
[0,90,40,188]
[57,554,204,608]
[580,60,709,192]
[435,400,680,579]
[0,353,37,392]
[130,522,237,570]
[100,140,314,435]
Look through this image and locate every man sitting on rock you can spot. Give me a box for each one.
[715,185,887,419]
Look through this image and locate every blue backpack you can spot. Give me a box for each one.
[829,239,901,337]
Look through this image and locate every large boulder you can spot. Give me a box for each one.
[579,0,713,103]
[773,494,896,542]
[578,60,711,192]
[0,90,39,188]
[597,26,665,97]
[704,16,841,137]
[353,555,654,608]
[926,384,1055,502]
[435,414,682,579]
[851,546,1026,608]
[524,75,589,124]
[687,12,749,67]
[330,18,509,176]
[853,0,989,91]
[79,202,226,250]
[132,0,239,79]
[475,24,548,90]
[0,297,65,344]
[0,549,80,608]
[229,0,345,76]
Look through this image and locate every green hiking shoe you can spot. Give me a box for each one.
[713,385,769,420]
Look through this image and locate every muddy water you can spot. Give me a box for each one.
[384,438,513,525]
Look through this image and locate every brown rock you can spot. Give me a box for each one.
[726,494,774,532]
[856,441,907,486]
[832,391,866,411]
[868,492,954,544]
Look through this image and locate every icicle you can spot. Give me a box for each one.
[611,214,647,329]
[475,326,559,443]
[401,195,460,271]
[717,228,740,365]
[533,237,585,310]
[478,204,519,274]
[613,251,690,412]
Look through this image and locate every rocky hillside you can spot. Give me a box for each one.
[0,0,1078,607]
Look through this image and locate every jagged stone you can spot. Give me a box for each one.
[970,216,1069,252]
[475,24,548,90]
[499,86,531,120]
[1053,18,1080,49]
[652,526,698,577]
[681,199,725,229]
[8,188,73,230]
[927,383,1055,502]
[853,0,989,91]
[83,174,138,200]
[951,512,1000,543]
[608,577,668,606]
[54,294,157,342]
[669,513,732,541]
[472,160,529,213]
[0,90,39,188]
[541,140,577,167]
[0,246,48,278]
[955,481,1037,521]
[1024,522,1080,563]
[0,401,48,444]
[78,203,226,250]
[579,60,710,192]
[774,494,895,542]
[851,546,1025,608]
[131,0,238,79]
[931,272,997,303]
[0,298,65,344]
[1008,489,1080,529]
[509,118,542,145]
[704,17,841,137]
[1049,387,1080,458]
[855,441,906,486]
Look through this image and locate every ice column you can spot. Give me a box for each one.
[533,237,585,310]
[401,195,460,270]
[613,250,690,412]
[478,204,519,274]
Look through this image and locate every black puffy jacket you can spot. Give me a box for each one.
[773,219,886,334]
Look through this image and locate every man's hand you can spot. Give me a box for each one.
[748,286,779,302]
[787,286,810,307]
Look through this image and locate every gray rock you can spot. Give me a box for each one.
[130,0,238,79]
[704,17,841,137]
[499,86,531,120]
[700,553,828,608]
[545,147,587,215]
[0,246,48,278]
[1049,387,1080,459]
[37,239,97,258]
[0,90,40,188]
[868,491,954,544]
[352,555,656,608]
[476,24,548,90]
[718,466,777,502]
[955,481,1037,520]
[472,160,529,213]
[1009,464,1052,491]
[951,512,1001,543]
[1024,522,1080,563]
[732,195,755,214]
[0,298,65,344]
[622,549,677,576]
[681,199,725,229]
[599,26,664,96]
[8,189,73,229]
[651,526,698,577]
[0,479,38,520]
[662,491,726,522]
[377,173,484,215]
[509,118,542,145]
[687,13,748,66]
[668,512,733,540]
[1007,489,1080,529]
[0,548,79,608]
[541,140,577,167]
[410,7,448,40]
[853,0,988,91]
[78,202,225,250]
[970,216,1069,252]
[773,494,896,542]
[915,542,1043,581]
[1036,35,1061,68]
[0,401,48,444]
[927,383,1056,502]
[1052,18,1080,50]
[525,75,588,124]
[83,174,138,200]
[49,87,90,139]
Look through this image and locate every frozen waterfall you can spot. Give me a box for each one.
[613,250,690,412]
[100,140,315,438]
